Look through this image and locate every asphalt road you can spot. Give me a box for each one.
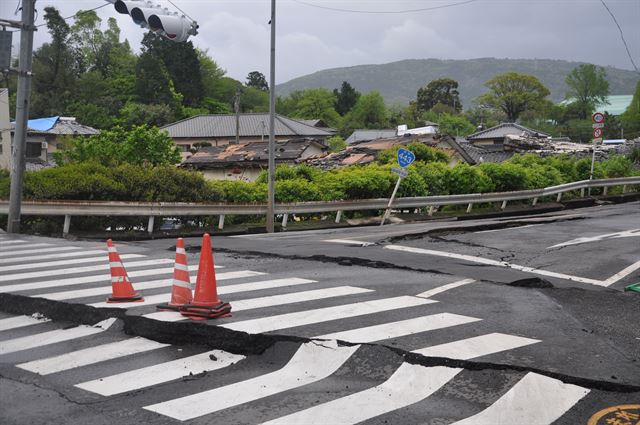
[0,201,638,424]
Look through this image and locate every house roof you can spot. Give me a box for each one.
[161,113,333,139]
[11,116,100,135]
[345,129,397,144]
[181,138,327,169]
[466,123,550,141]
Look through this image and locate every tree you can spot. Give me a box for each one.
[246,71,269,91]
[416,78,462,113]
[333,81,360,116]
[287,88,341,127]
[476,72,550,122]
[621,80,640,138]
[341,91,388,136]
[55,125,181,166]
[327,135,347,152]
[565,64,610,120]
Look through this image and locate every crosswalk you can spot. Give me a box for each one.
[0,234,592,423]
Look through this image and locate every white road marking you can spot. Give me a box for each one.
[221,296,436,334]
[0,240,29,246]
[0,315,51,332]
[0,246,78,258]
[451,372,590,425]
[0,258,174,283]
[92,285,371,310]
[323,239,374,247]
[414,332,540,360]
[0,266,187,293]
[548,228,640,249]
[36,270,270,301]
[261,332,542,425]
[416,279,476,299]
[316,312,481,343]
[0,325,106,356]
[261,364,461,425]
[0,250,107,264]
[475,224,544,234]
[76,349,245,396]
[143,341,359,421]
[17,337,169,375]
[602,259,640,286]
[0,243,53,254]
[385,245,604,286]
[0,254,144,272]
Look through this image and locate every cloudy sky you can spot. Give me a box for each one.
[2,0,639,83]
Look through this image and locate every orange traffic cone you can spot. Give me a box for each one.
[180,233,231,320]
[106,239,144,303]
[157,238,193,311]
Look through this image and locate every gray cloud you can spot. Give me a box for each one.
[2,0,638,84]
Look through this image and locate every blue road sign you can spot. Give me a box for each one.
[397,148,415,168]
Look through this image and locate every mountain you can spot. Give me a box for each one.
[276,58,640,109]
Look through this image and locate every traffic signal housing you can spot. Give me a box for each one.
[110,0,198,42]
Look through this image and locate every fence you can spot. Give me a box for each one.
[1,176,638,235]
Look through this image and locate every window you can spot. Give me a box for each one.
[26,142,42,158]
[181,144,191,152]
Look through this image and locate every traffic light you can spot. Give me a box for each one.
[109,0,198,42]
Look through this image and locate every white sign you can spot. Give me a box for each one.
[391,167,408,178]
[592,123,605,129]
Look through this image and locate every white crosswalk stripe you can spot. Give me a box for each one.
[0,315,51,332]
[0,253,145,272]
[16,337,169,375]
[0,243,55,255]
[0,250,107,264]
[143,341,359,421]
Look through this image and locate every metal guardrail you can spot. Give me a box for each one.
[1,176,638,235]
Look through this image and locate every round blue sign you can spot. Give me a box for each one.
[397,148,416,168]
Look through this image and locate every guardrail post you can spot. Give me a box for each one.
[556,193,562,202]
[282,213,288,229]
[532,197,538,206]
[147,216,155,234]
[466,203,473,213]
[63,215,71,236]
[335,210,342,223]
[428,206,435,216]
[218,214,225,230]
[500,200,507,210]
[580,188,585,197]
[622,185,627,193]
[603,186,608,196]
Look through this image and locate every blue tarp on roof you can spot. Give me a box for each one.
[26,116,59,131]
[12,116,59,131]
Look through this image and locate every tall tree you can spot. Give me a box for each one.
[621,80,640,138]
[333,81,360,116]
[30,7,81,116]
[416,78,462,113]
[246,71,269,91]
[476,72,550,122]
[286,88,341,127]
[565,64,610,119]
[341,91,388,136]
[141,33,204,106]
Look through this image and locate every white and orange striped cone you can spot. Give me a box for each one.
[157,238,193,311]
[106,239,144,303]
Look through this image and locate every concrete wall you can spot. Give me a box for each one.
[201,167,262,182]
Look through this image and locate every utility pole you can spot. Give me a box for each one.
[234,89,241,144]
[7,0,36,234]
[266,0,276,232]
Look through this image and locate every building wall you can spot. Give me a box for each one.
[173,136,292,152]
[201,167,263,182]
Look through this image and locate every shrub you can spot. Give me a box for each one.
[448,164,494,194]
[478,162,528,192]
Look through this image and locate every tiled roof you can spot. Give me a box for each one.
[466,123,550,141]
[161,114,333,139]
[181,139,327,168]
[454,138,513,164]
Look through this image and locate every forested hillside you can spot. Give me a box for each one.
[276,58,639,107]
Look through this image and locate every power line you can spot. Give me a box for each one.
[599,0,639,74]
[291,0,479,14]
[35,3,110,28]
[167,0,195,22]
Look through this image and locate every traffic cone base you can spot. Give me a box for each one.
[179,301,232,320]
[107,294,144,303]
